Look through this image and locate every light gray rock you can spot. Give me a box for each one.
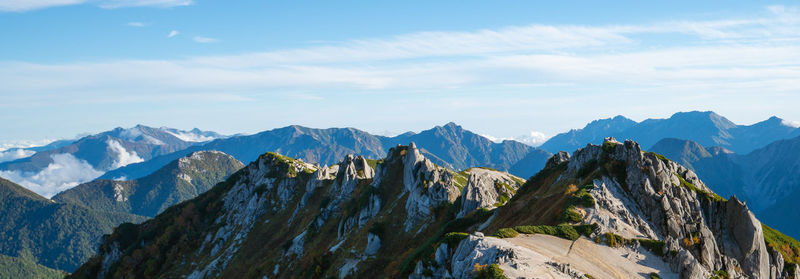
[402,142,460,231]
[299,164,338,208]
[365,233,381,255]
[726,196,770,279]
[450,234,514,279]
[768,247,784,279]
[287,230,307,256]
[562,138,783,279]
[435,243,450,266]
[457,168,521,218]
[545,151,570,169]
[329,154,374,203]
[358,194,381,227]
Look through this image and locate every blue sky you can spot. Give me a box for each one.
[1,0,799,145]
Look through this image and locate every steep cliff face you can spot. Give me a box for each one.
[401,142,461,231]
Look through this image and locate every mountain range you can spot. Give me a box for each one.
[0,150,241,277]
[69,139,800,278]
[0,139,75,163]
[2,110,800,277]
[100,122,552,182]
[52,151,243,217]
[540,111,800,154]
[0,125,225,197]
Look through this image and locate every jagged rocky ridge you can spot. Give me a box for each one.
[415,138,796,279]
[565,138,782,278]
[70,139,797,279]
[69,143,524,278]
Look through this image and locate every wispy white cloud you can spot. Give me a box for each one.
[481,131,550,147]
[192,36,219,43]
[0,139,57,152]
[98,0,191,9]
[514,131,550,147]
[0,149,35,163]
[127,21,147,27]
[782,119,800,128]
[0,0,192,12]
[167,30,179,38]
[106,139,144,169]
[162,129,218,142]
[0,6,798,109]
[0,153,104,198]
[0,0,85,12]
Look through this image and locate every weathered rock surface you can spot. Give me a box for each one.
[545,151,571,169]
[71,140,796,279]
[568,138,783,278]
[415,233,677,279]
[457,168,522,218]
[365,233,381,255]
[402,142,461,231]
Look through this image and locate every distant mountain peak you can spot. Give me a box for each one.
[669,110,736,129]
[443,121,460,127]
[582,115,636,131]
[440,121,464,132]
[670,110,718,117]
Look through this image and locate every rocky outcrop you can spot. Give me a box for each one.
[546,151,570,168]
[329,154,374,202]
[726,196,771,278]
[365,233,381,255]
[70,140,797,279]
[299,164,338,208]
[457,168,522,218]
[568,138,783,278]
[402,142,461,231]
[322,155,378,237]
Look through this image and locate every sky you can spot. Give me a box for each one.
[1,0,799,146]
